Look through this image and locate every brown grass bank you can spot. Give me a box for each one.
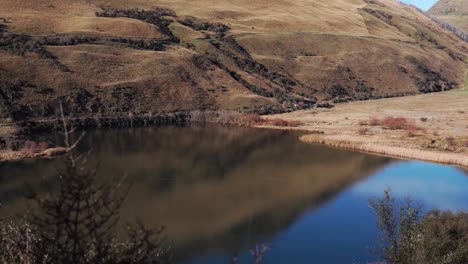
[263,90,468,168]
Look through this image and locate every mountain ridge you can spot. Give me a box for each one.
[428,0,468,31]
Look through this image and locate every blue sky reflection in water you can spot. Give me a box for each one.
[185,161,468,264]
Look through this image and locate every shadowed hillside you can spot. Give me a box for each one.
[428,0,468,31]
[0,0,466,120]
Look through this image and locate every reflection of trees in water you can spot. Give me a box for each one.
[0,126,392,261]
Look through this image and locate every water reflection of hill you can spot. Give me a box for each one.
[0,126,391,259]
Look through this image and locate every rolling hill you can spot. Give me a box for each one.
[428,0,468,32]
[0,0,467,121]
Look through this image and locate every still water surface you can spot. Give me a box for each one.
[0,126,467,264]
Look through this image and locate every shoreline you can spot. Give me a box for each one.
[263,90,468,169]
[1,91,467,168]
[301,134,468,169]
[256,125,468,169]
[0,113,191,164]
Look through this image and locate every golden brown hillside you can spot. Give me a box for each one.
[0,0,467,121]
[428,0,468,31]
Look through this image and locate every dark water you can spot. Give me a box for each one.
[0,126,467,264]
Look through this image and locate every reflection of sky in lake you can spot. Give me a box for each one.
[351,161,468,211]
[185,161,468,264]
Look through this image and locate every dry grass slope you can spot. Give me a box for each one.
[0,0,466,122]
[428,0,468,32]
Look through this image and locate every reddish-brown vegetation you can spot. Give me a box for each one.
[23,141,49,155]
[381,116,409,130]
[405,126,419,137]
[446,136,456,146]
[243,114,267,124]
[369,116,381,126]
[358,128,369,135]
[286,120,302,127]
[270,118,289,127]
[268,118,302,127]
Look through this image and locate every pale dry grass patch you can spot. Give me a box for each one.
[301,134,468,168]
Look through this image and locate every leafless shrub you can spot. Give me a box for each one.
[370,189,468,264]
[243,114,266,125]
[0,219,39,264]
[0,104,171,264]
[217,111,242,125]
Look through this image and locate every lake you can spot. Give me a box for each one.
[0,126,467,264]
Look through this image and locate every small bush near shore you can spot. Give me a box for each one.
[381,116,409,130]
[371,190,468,264]
[267,118,302,127]
[1,153,171,264]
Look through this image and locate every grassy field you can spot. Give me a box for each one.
[265,90,468,167]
